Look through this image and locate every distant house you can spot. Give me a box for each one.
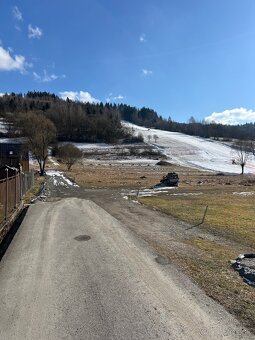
[0,140,29,178]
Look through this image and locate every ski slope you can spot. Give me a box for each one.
[123,122,255,174]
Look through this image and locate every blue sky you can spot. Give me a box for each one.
[1,0,255,124]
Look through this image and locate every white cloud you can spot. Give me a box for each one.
[28,25,43,39]
[142,69,153,76]
[59,91,99,104]
[205,107,255,125]
[0,46,26,72]
[140,34,147,43]
[33,70,66,82]
[12,6,23,21]
[106,93,124,102]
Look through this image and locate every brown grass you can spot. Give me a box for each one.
[138,186,255,247]
[179,239,255,332]
[66,163,188,189]
[23,175,44,204]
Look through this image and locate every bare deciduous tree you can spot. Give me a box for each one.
[153,134,159,143]
[58,144,83,170]
[20,112,56,175]
[233,141,250,175]
[147,134,152,143]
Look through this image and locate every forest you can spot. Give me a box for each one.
[0,92,254,142]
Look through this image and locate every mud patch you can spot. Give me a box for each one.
[155,255,170,265]
[74,235,91,242]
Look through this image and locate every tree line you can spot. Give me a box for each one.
[0,92,255,142]
[118,104,255,140]
[0,92,128,143]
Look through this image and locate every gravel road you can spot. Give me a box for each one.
[0,171,253,339]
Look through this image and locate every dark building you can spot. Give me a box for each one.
[0,141,29,177]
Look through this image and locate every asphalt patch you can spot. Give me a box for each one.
[74,235,91,242]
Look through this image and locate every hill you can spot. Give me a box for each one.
[123,122,255,174]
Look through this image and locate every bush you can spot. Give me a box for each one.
[57,144,83,170]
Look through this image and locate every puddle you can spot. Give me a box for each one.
[74,235,91,242]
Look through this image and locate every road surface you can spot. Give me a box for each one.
[0,172,253,339]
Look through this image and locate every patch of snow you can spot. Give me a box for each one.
[168,192,203,196]
[48,156,59,166]
[124,186,177,198]
[46,170,79,187]
[61,142,115,150]
[233,192,255,196]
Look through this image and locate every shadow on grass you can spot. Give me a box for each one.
[0,207,29,261]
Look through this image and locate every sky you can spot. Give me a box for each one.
[1,0,255,125]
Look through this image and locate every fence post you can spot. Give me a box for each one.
[5,168,9,220]
[20,172,23,200]
[14,171,17,208]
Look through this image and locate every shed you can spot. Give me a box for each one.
[0,140,29,174]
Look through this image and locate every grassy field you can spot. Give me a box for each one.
[139,186,255,247]
[66,162,192,189]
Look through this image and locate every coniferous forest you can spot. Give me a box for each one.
[0,92,254,142]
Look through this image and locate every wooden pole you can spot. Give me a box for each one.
[5,169,9,220]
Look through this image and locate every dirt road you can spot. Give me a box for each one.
[0,172,253,339]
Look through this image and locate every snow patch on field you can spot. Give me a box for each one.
[48,156,59,166]
[62,142,115,150]
[46,170,79,187]
[169,192,203,196]
[233,192,255,196]
[122,186,177,198]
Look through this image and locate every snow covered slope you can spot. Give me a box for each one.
[123,122,255,174]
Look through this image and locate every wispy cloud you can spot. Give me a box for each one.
[140,34,146,43]
[142,69,153,76]
[33,70,66,82]
[12,6,23,21]
[59,91,99,104]
[28,24,43,39]
[0,46,26,73]
[205,108,255,125]
[106,93,124,102]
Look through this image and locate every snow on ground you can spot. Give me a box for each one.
[48,156,59,166]
[61,142,115,150]
[46,170,79,187]
[123,122,255,174]
[122,187,177,198]
[233,192,255,196]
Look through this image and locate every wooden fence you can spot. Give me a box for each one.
[0,172,34,226]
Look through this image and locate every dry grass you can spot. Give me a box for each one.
[138,186,255,247]
[66,162,189,189]
[178,239,255,332]
[23,175,44,204]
